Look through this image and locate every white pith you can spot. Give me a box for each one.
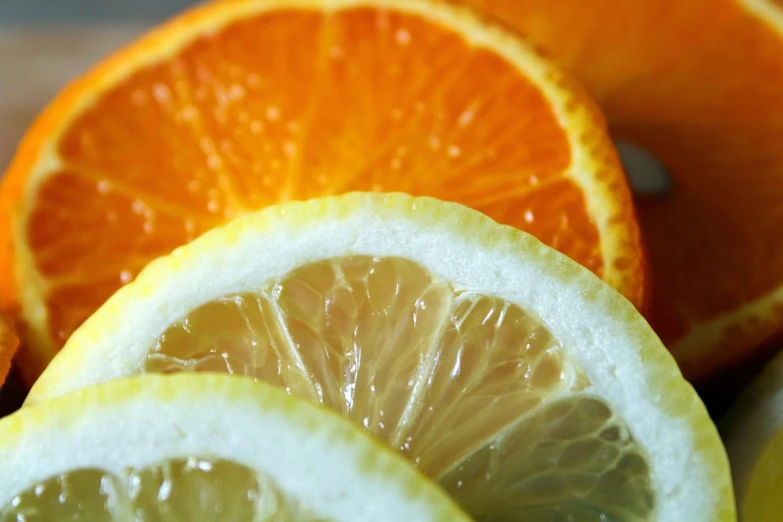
[29,193,728,521]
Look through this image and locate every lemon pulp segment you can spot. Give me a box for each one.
[142,255,656,521]
[1,457,319,521]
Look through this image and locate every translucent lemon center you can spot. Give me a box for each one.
[0,458,319,521]
[144,255,656,520]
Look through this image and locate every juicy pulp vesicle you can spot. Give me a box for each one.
[143,255,656,521]
[0,457,320,521]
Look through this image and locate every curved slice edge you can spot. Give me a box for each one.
[1,372,470,521]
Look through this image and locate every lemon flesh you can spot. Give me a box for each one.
[140,255,655,521]
[1,458,319,521]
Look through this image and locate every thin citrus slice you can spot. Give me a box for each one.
[30,193,733,521]
[0,372,469,521]
[0,314,18,386]
[721,347,783,522]
[0,0,643,385]
[456,0,783,382]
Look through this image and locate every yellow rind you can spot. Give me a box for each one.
[29,192,733,521]
[0,373,470,521]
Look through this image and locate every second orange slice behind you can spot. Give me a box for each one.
[0,0,643,383]
[457,0,783,384]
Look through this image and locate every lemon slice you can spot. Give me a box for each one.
[722,349,783,522]
[30,193,734,521]
[0,373,467,520]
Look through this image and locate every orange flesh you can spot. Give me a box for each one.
[141,255,656,520]
[2,4,641,370]
[460,0,783,376]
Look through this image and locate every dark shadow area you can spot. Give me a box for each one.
[0,366,27,417]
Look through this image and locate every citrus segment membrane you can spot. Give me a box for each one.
[0,458,319,521]
[144,255,656,520]
[440,396,655,522]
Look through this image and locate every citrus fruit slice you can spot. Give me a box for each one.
[0,372,469,521]
[456,0,783,382]
[0,0,644,385]
[722,348,783,522]
[30,193,733,521]
[0,314,18,386]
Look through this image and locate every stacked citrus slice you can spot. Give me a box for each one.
[0,0,643,385]
[459,0,783,381]
[29,193,734,521]
[0,373,470,521]
[722,348,783,522]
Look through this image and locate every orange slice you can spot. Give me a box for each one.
[0,314,18,386]
[458,0,783,382]
[0,0,643,385]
